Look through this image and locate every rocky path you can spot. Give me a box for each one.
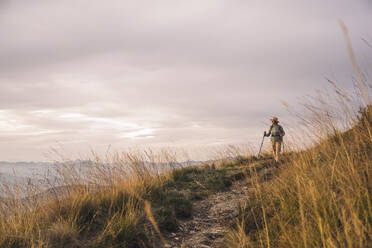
[164,179,252,248]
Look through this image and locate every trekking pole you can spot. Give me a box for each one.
[257,133,266,158]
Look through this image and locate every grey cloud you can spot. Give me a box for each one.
[0,0,371,161]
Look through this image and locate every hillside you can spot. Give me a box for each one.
[225,106,372,247]
[0,106,371,248]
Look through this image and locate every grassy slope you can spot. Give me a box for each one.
[226,106,372,248]
[0,108,370,248]
[0,154,257,248]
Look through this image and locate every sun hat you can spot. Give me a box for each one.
[271,117,279,123]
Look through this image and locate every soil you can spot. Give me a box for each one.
[163,178,252,248]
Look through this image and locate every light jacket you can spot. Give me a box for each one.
[266,124,285,142]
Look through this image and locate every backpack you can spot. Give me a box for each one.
[270,124,284,138]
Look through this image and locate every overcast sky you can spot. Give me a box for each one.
[0,0,371,161]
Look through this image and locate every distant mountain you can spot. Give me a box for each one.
[0,161,54,180]
[0,159,205,197]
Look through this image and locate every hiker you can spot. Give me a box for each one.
[264,117,285,163]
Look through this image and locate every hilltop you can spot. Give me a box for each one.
[0,106,371,248]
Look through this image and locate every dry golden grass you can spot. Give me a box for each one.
[0,100,370,247]
[226,83,372,248]
[0,149,179,247]
[226,24,372,247]
[0,145,245,247]
[226,106,371,248]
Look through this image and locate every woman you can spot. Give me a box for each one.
[264,117,285,163]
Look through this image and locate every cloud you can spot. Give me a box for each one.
[0,0,371,161]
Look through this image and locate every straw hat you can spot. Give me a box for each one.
[270,117,279,123]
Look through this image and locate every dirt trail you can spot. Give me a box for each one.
[164,179,252,248]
